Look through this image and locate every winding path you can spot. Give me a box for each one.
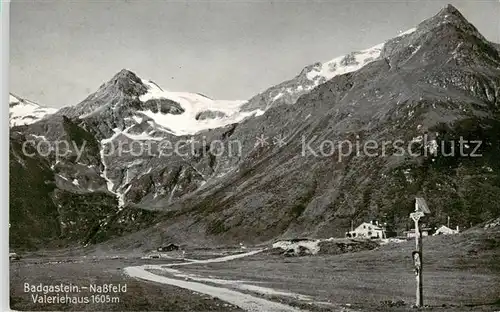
[124,250,306,312]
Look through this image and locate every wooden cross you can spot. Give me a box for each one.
[411,197,430,308]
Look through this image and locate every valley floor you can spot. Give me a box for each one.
[10,227,500,312]
[10,257,244,312]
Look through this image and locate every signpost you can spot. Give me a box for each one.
[410,197,430,308]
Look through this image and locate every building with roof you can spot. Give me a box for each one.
[433,225,459,236]
[345,221,386,239]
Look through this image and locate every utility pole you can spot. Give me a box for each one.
[447,216,450,228]
[410,197,430,308]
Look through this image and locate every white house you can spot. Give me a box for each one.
[345,221,386,239]
[433,225,459,235]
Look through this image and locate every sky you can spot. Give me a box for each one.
[10,0,500,108]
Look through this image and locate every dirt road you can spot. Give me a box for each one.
[124,250,309,312]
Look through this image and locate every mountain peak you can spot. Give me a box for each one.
[421,4,484,39]
[439,4,461,15]
[112,68,139,81]
[434,4,468,24]
[105,68,147,97]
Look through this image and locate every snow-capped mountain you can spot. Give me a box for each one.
[9,93,57,127]
[9,5,500,250]
[56,69,263,138]
[241,28,416,112]
[12,69,264,214]
[136,79,264,135]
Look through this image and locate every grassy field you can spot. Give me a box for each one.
[176,227,500,311]
[10,258,243,311]
[10,226,500,311]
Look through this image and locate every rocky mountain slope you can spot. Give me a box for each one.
[55,70,259,137]
[9,5,500,250]
[240,29,419,112]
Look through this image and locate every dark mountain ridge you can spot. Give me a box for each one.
[9,5,500,250]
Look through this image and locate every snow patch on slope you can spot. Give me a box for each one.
[257,27,417,110]
[9,94,57,127]
[138,80,262,135]
[99,129,127,208]
[397,27,416,37]
[306,43,384,82]
[97,125,171,207]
